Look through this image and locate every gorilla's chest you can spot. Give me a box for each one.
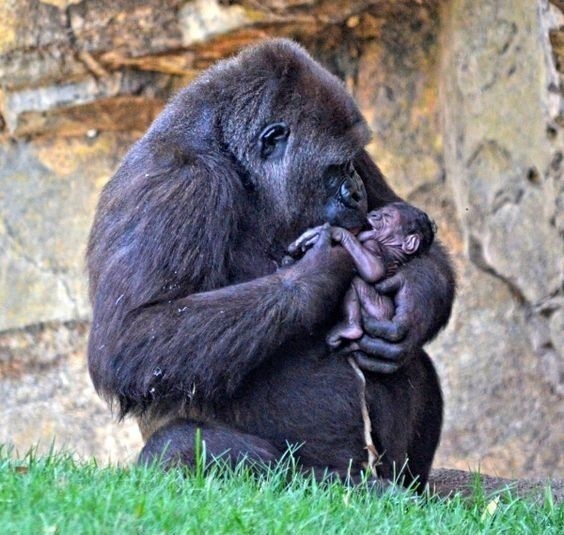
[227,243,279,284]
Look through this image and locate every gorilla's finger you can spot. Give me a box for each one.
[363,318,408,342]
[353,352,401,374]
[303,235,319,249]
[373,274,404,295]
[280,255,295,267]
[287,243,299,255]
[313,224,332,248]
[357,335,406,362]
[288,228,320,254]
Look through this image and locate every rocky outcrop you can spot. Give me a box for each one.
[429,468,563,503]
[433,0,563,477]
[0,0,562,478]
[0,321,141,462]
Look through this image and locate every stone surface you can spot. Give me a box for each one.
[434,0,563,477]
[0,321,142,462]
[0,0,562,479]
[354,3,444,200]
[0,132,139,330]
[442,0,562,305]
[429,468,563,503]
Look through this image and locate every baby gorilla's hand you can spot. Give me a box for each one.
[287,223,329,256]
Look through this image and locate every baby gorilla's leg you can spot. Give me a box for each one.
[355,278,394,321]
[326,282,364,348]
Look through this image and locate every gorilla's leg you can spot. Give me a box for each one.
[404,351,443,490]
[138,419,282,470]
[362,351,442,493]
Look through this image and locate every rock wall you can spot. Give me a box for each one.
[0,0,562,477]
[436,0,563,478]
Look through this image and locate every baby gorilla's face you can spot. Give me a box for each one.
[366,205,422,255]
[367,206,404,239]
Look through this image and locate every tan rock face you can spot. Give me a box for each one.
[0,0,562,477]
[0,322,142,462]
[0,132,139,330]
[436,0,563,477]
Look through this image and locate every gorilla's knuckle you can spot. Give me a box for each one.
[383,345,403,360]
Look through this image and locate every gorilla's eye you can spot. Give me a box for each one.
[259,122,289,160]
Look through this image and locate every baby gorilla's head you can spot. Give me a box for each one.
[367,202,435,256]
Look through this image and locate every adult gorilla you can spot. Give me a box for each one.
[87,39,455,488]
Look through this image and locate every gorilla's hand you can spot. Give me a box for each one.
[296,224,353,277]
[299,223,330,255]
[355,242,455,374]
[287,223,329,257]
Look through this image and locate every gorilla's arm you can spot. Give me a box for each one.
[354,150,456,373]
[120,246,351,413]
[87,145,353,417]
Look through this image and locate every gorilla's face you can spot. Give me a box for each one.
[254,119,368,235]
[217,39,371,241]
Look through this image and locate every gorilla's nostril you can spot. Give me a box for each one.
[351,189,363,203]
[339,179,364,208]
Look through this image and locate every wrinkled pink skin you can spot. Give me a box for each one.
[289,206,417,351]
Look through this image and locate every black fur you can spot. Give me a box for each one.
[87,39,455,489]
[389,201,436,253]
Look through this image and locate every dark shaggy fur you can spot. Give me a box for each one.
[389,201,436,254]
[87,39,455,489]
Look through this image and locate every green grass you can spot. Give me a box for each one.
[0,447,561,534]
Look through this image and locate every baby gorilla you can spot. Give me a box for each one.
[289,202,436,352]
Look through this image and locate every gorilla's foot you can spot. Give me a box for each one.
[138,419,282,471]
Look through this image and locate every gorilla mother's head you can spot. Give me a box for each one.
[148,39,371,241]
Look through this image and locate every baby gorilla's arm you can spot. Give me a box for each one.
[330,228,385,283]
[289,226,385,283]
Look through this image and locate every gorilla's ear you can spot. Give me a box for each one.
[402,234,421,255]
[259,122,289,160]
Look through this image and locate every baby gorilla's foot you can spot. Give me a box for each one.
[326,322,363,349]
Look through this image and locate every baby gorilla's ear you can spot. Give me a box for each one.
[402,234,421,255]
